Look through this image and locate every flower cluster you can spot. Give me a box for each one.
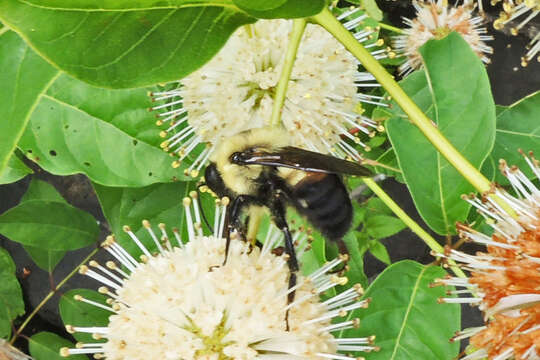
[60,194,378,359]
[436,151,540,360]
[150,12,389,176]
[394,0,493,75]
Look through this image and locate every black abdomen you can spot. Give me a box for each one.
[292,173,352,241]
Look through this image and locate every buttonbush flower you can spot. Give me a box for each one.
[436,151,540,360]
[150,13,390,176]
[393,0,493,75]
[492,0,539,66]
[60,193,378,359]
[493,0,539,36]
[522,31,540,67]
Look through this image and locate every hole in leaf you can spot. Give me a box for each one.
[133,140,138,146]
[64,125,69,129]
[84,162,91,167]
[148,172,153,176]
[27,150,32,154]
[49,150,57,156]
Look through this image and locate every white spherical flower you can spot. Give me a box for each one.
[151,11,389,177]
[393,0,493,75]
[60,194,378,359]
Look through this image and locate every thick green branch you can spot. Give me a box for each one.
[270,18,307,127]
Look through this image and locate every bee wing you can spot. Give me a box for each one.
[232,146,372,176]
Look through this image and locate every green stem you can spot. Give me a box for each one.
[378,22,403,34]
[362,178,467,279]
[270,18,307,127]
[9,248,99,345]
[313,8,516,216]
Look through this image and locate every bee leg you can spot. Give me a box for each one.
[269,196,299,332]
[223,195,254,266]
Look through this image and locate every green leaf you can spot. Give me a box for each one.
[0,30,58,177]
[386,33,495,235]
[0,1,255,88]
[365,215,406,239]
[484,91,540,184]
[350,261,460,359]
[20,178,64,203]
[233,0,287,11]
[59,289,109,344]
[24,246,66,273]
[19,74,188,186]
[233,0,325,18]
[0,153,33,185]
[20,179,72,271]
[368,240,390,264]
[365,197,395,216]
[93,181,215,256]
[342,232,368,288]
[0,247,16,274]
[360,0,382,21]
[0,248,25,339]
[29,332,87,360]
[0,200,99,250]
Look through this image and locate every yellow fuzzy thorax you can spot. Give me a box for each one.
[211,127,290,195]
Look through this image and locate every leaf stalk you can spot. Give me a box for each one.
[270,18,307,127]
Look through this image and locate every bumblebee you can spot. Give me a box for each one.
[203,127,372,306]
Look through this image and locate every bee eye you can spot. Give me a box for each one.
[230,152,242,163]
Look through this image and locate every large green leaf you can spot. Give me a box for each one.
[59,289,109,344]
[233,0,325,18]
[0,0,255,88]
[349,261,460,359]
[93,181,216,257]
[0,30,58,178]
[0,248,24,339]
[0,200,99,250]
[29,332,87,360]
[19,74,187,186]
[386,33,495,235]
[484,91,540,184]
[0,153,33,185]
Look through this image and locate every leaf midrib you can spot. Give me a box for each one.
[0,31,61,177]
[389,265,427,360]
[496,128,540,137]
[18,0,239,12]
